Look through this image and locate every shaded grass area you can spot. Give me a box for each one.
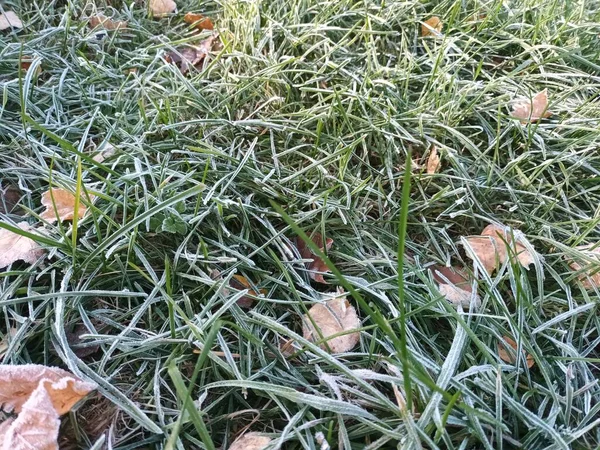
[1,0,600,448]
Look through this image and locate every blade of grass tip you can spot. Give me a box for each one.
[166,320,220,450]
[165,256,176,339]
[398,153,413,411]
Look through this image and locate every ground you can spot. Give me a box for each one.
[1,0,600,449]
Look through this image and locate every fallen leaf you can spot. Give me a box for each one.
[463,224,535,274]
[0,222,45,269]
[431,265,480,308]
[567,244,600,289]
[302,292,360,353]
[40,188,88,223]
[426,147,441,174]
[0,328,18,361]
[498,336,534,368]
[511,89,551,123]
[89,14,127,30]
[295,232,333,283]
[150,0,177,18]
[184,12,214,30]
[165,35,217,74]
[92,143,117,163]
[421,16,442,36]
[279,337,300,357]
[0,11,23,31]
[0,184,21,214]
[66,324,100,358]
[19,56,41,75]
[230,274,266,308]
[229,432,272,450]
[0,365,96,449]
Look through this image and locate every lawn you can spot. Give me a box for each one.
[1,0,600,449]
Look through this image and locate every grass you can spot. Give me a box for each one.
[1,0,600,448]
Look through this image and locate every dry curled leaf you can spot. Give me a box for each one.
[463,224,535,274]
[426,147,441,174]
[511,89,551,123]
[89,14,127,30]
[295,232,333,283]
[421,16,442,36]
[431,265,480,309]
[150,0,177,18]
[498,336,534,368]
[40,188,88,223]
[0,365,96,450]
[302,292,360,353]
[184,12,214,30]
[0,11,23,31]
[567,244,600,289]
[229,432,272,450]
[165,35,217,74]
[0,222,45,269]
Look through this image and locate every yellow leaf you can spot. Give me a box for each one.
[511,89,552,123]
[0,365,96,449]
[150,0,177,18]
[566,244,600,289]
[302,292,360,353]
[89,14,128,30]
[40,188,88,223]
[0,222,45,269]
[426,147,441,174]
[421,16,442,36]
[229,433,272,450]
[0,11,23,31]
[498,336,534,368]
[184,12,214,30]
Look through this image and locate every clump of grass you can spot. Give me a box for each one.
[1,0,600,448]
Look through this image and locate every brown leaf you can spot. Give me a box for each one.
[66,324,100,358]
[0,184,22,214]
[150,0,177,18]
[184,12,214,30]
[0,365,96,449]
[421,16,442,36]
[40,188,88,223]
[19,56,41,76]
[279,337,301,357]
[229,432,272,450]
[511,89,551,123]
[567,244,600,289]
[295,233,333,283]
[165,36,217,74]
[230,274,266,308]
[0,11,23,31]
[463,224,535,274]
[89,14,127,30]
[498,336,534,368]
[426,147,440,174]
[430,265,480,308]
[302,292,360,353]
[0,222,45,269]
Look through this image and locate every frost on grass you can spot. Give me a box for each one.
[295,233,334,283]
[567,244,600,289]
[0,222,44,269]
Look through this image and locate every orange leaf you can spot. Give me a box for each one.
[0,365,96,449]
[184,12,214,30]
[421,16,442,36]
[40,188,89,223]
[0,222,45,269]
[150,0,177,18]
[511,89,552,123]
[89,14,128,30]
[230,274,266,308]
[295,232,333,283]
[498,336,534,368]
[426,147,440,174]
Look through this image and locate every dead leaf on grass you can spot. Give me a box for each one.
[302,291,360,353]
[421,16,442,36]
[184,12,214,30]
[165,35,218,74]
[0,184,21,215]
[229,432,272,450]
[0,222,45,269]
[498,336,534,368]
[89,14,128,30]
[426,147,441,174]
[66,324,100,358]
[0,365,96,449]
[230,274,266,308]
[511,89,551,123]
[430,265,480,308]
[0,328,18,361]
[150,0,177,18]
[566,244,600,289]
[295,232,333,283]
[463,224,535,274]
[40,188,89,223]
[0,11,23,31]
